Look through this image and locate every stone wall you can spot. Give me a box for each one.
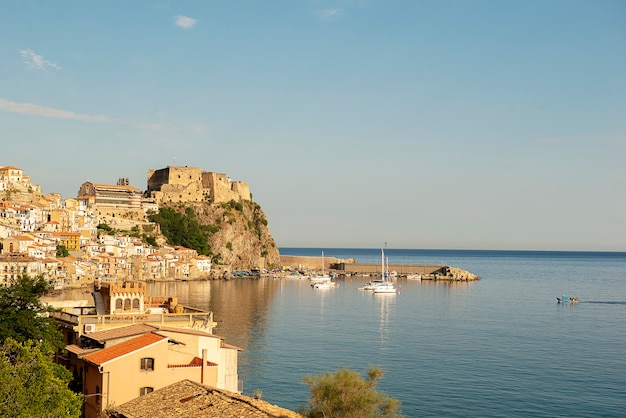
[148,166,250,205]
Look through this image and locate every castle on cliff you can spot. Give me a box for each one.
[146,166,251,205]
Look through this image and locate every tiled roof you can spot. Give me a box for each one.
[92,183,141,192]
[167,357,218,368]
[84,324,158,344]
[65,344,101,357]
[83,333,165,366]
[112,379,303,418]
[153,325,218,338]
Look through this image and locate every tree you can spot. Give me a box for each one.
[148,206,213,256]
[56,244,69,257]
[0,338,82,418]
[301,366,403,418]
[0,274,63,352]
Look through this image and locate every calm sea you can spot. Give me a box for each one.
[117,249,626,416]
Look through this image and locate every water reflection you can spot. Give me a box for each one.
[373,293,395,348]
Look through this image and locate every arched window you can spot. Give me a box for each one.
[140,387,154,396]
[115,298,123,310]
[124,298,131,310]
[132,298,140,310]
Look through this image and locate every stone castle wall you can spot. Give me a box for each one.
[148,166,250,205]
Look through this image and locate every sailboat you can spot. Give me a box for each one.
[309,251,332,285]
[372,248,397,294]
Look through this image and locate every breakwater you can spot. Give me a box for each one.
[279,255,480,281]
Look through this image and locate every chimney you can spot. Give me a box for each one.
[201,348,207,384]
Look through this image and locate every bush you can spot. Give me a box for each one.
[301,366,403,418]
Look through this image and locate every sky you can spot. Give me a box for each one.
[1,1,625,251]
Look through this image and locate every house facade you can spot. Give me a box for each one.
[62,324,240,418]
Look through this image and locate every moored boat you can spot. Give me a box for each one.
[358,278,385,290]
[312,281,338,289]
[372,248,397,294]
[309,250,332,283]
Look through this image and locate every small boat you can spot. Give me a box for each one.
[312,281,338,289]
[309,251,332,283]
[373,248,397,294]
[406,273,422,280]
[557,295,579,303]
[286,272,308,280]
[358,279,385,290]
[372,283,397,294]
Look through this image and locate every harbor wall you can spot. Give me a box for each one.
[279,255,480,281]
[279,255,444,276]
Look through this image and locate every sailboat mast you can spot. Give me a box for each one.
[381,248,385,281]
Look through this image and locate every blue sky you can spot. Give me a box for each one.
[1,1,625,251]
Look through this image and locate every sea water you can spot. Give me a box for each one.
[150,249,626,417]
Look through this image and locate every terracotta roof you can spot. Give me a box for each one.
[112,379,303,418]
[83,333,165,366]
[167,357,218,368]
[83,324,158,344]
[13,235,35,241]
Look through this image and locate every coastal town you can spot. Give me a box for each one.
[1,164,307,417]
[0,164,268,289]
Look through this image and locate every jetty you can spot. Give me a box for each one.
[279,255,480,281]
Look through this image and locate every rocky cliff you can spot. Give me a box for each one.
[160,200,280,271]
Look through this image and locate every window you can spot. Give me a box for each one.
[140,387,154,396]
[140,357,154,371]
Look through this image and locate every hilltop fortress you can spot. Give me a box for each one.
[147,166,251,205]
[75,166,252,227]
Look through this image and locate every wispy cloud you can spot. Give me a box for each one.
[0,97,162,131]
[174,15,198,30]
[317,8,344,20]
[19,49,61,71]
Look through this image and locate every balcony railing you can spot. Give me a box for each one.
[50,308,215,331]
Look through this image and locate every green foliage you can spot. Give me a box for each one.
[97,223,114,233]
[226,242,233,251]
[144,235,158,247]
[203,224,221,234]
[56,244,69,257]
[0,275,63,352]
[301,366,403,418]
[222,199,243,212]
[148,207,213,256]
[0,338,82,418]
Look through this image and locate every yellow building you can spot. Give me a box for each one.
[52,231,81,251]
